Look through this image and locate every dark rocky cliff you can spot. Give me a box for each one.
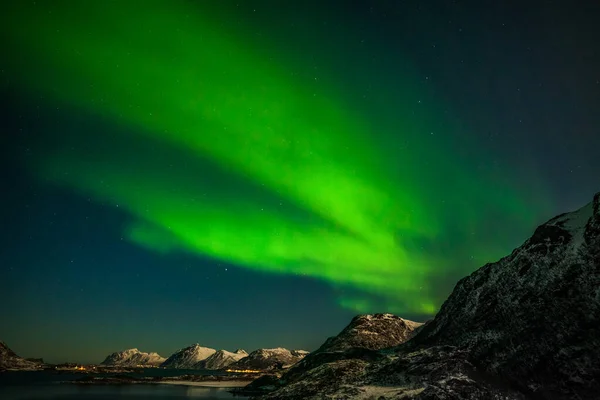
[411,192,600,398]
[0,341,43,371]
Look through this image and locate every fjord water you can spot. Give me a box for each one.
[0,384,245,399]
[0,371,248,400]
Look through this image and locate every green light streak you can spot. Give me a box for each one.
[3,1,549,314]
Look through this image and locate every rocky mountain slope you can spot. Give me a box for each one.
[100,348,166,367]
[0,340,43,371]
[251,314,424,396]
[251,192,600,399]
[316,313,423,353]
[230,348,309,371]
[160,344,216,369]
[410,192,600,398]
[194,349,248,370]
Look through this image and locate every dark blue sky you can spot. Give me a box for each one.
[1,0,599,364]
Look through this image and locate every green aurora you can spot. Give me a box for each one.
[3,1,550,315]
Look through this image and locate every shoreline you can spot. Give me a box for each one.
[158,380,251,388]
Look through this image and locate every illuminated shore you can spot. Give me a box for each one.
[159,380,251,388]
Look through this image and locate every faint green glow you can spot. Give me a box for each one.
[3,1,549,315]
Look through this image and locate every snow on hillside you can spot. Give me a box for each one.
[231,347,309,370]
[194,349,248,370]
[160,344,216,369]
[101,348,166,367]
[316,313,424,353]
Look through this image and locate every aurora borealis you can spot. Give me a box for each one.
[2,0,599,363]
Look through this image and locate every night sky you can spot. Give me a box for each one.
[1,0,599,364]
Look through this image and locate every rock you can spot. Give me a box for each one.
[0,340,43,370]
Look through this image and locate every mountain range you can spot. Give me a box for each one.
[98,344,306,371]
[0,339,307,372]
[248,192,600,399]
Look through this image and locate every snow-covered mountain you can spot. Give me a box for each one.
[230,347,309,371]
[194,349,248,370]
[100,348,166,367]
[0,340,43,371]
[317,313,423,353]
[268,313,424,389]
[250,192,600,399]
[160,344,216,369]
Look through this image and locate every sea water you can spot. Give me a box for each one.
[0,371,249,400]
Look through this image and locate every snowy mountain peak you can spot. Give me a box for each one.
[358,313,397,321]
[258,347,289,354]
[193,348,249,370]
[230,347,309,371]
[101,348,166,367]
[318,313,424,353]
[122,348,139,353]
[527,194,600,257]
[264,313,424,390]
[547,198,595,232]
[160,344,216,369]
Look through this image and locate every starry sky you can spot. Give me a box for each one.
[1,0,599,364]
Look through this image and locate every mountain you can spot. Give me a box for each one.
[408,191,600,398]
[251,192,600,399]
[252,313,424,394]
[0,340,43,371]
[230,348,309,371]
[160,344,216,369]
[316,313,423,353]
[193,349,248,370]
[100,348,166,367]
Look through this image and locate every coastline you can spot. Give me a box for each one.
[159,380,251,388]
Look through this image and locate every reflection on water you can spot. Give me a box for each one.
[0,384,248,399]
